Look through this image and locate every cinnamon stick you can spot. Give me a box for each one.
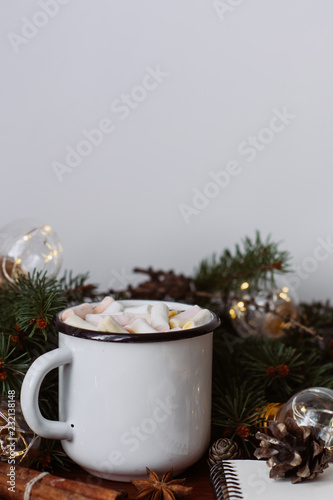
[0,462,127,500]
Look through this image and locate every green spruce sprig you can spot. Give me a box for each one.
[212,380,267,456]
[194,231,290,296]
[6,270,66,340]
[58,270,98,305]
[0,333,30,394]
[30,439,74,472]
[237,337,304,401]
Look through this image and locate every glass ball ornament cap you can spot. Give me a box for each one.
[0,219,63,282]
[277,387,333,449]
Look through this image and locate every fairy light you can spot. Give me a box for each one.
[279,292,291,302]
[229,308,236,319]
[282,287,289,293]
[240,282,249,290]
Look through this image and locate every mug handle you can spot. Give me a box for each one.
[20,347,74,441]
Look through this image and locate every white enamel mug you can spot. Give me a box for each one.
[20,300,220,482]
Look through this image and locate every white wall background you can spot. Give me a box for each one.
[1,0,333,302]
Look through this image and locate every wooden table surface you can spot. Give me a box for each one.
[59,456,215,499]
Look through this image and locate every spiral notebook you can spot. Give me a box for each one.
[209,460,333,500]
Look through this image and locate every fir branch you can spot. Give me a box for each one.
[282,316,320,339]
[213,383,266,429]
[302,351,333,389]
[38,368,59,421]
[237,337,304,401]
[0,286,17,333]
[212,380,267,457]
[194,231,290,296]
[6,270,66,339]
[58,270,98,304]
[298,301,333,339]
[29,439,75,472]
[0,333,30,395]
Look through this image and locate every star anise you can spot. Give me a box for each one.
[131,467,193,500]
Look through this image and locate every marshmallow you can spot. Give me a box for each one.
[63,301,210,334]
[108,313,136,326]
[62,303,94,321]
[86,312,143,327]
[101,301,125,315]
[128,318,158,334]
[124,305,152,315]
[151,303,170,331]
[169,316,189,329]
[183,309,212,329]
[61,308,75,321]
[97,316,129,334]
[93,296,114,314]
[171,305,202,320]
[85,314,103,326]
[64,314,99,331]
[169,305,202,329]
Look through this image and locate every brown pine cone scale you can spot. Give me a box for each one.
[254,418,332,483]
[207,438,241,468]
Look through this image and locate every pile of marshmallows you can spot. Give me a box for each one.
[61,297,212,334]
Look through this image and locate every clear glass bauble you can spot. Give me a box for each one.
[0,219,62,283]
[228,282,297,338]
[276,387,333,449]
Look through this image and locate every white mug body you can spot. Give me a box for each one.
[21,300,219,482]
[59,331,213,481]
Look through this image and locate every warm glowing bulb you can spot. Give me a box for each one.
[43,225,51,232]
[282,287,289,293]
[237,301,244,308]
[240,282,249,290]
[229,308,236,319]
[279,292,291,302]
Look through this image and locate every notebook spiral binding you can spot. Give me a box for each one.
[209,462,244,500]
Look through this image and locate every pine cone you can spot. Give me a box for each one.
[254,418,332,483]
[207,438,241,468]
